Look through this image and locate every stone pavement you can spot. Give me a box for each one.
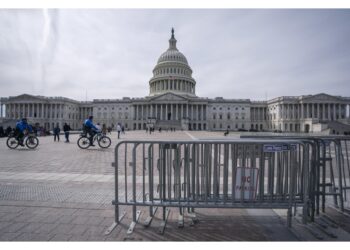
[0,130,349,241]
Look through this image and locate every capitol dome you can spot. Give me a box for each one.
[157,48,188,64]
[149,28,196,97]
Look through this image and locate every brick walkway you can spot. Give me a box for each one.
[0,131,348,241]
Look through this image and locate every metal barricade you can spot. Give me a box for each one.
[106,139,313,235]
[241,135,350,216]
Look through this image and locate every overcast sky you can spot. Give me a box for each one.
[0,9,349,101]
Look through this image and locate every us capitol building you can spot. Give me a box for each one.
[1,29,350,134]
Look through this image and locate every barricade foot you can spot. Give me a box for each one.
[127,210,141,235]
[143,207,158,227]
[158,208,170,235]
[104,211,126,235]
[178,214,184,228]
[188,212,198,226]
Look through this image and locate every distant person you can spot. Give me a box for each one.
[53,123,60,142]
[63,123,71,143]
[117,123,121,139]
[0,126,4,137]
[15,118,32,146]
[95,123,101,131]
[159,127,162,133]
[224,129,229,136]
[121,125,125,134]
[84,116,99,146]
[6,126,12,136]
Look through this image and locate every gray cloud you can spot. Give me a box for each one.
[0,9,349,101]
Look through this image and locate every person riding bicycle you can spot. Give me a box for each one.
[84,116,100,146]
[15,118,33,146]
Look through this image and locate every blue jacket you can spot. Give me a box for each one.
[16,121,33,133]
[84,119,98,131]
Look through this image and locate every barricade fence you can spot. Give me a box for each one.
[240,135,350,215]
[106,139,314,235]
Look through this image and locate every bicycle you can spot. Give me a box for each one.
[6,131,39,149]
[77,131,112,149]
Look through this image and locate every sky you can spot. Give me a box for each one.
[0,9,349,101]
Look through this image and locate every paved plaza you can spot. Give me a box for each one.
[0,131,350,241]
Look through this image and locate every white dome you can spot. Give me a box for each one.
[149,28,196,97]
[157,49,188,65]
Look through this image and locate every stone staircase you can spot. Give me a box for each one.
[155,120,182,130]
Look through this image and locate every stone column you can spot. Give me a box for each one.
[175,104,178,120]
[165,104,168,120]
[186,104,189,118]
[53,104,56,120]
[333,103,336,120]
[311,104,314,119]
[41,103,45,119]
[31,104,35,118]
[301,104,304,119]
[197,105,199,120]
[327,103,330,120]
[141,105,144,120]
[171,104,173,120]
[338,104,342,119]
[160,104,163,120]
[317,103,320,119]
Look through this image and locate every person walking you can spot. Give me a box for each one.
[53,123,60,142]
[121,125,125,134]
[117,123,121,139]
[63,123,71,143]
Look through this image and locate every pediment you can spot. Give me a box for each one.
[149,93,189,102]
[303,93,343,102]
[9,94,46,103]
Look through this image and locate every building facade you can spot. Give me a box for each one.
[1,29,350,134]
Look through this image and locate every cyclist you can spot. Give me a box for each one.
[15,118,33,146]
[84,116,100,146]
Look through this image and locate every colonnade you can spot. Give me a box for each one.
[279,103,349,120]
[5,103,65,120]
[134,103,206,121]
[150,79,195,94]
[251,107,267,121]
[80,107,93,120]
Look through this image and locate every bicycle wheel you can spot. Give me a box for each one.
[26,136,39,149]
[98,136,111,148]
[77,136,90,149]
[6,136,19,149]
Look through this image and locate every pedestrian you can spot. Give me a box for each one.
[53,123,60,142]
[6,126,12,136]
[63,123,71,142]
[96,123,101,131]
[117,123,121,139]
[0,126,4,137]
[121,125,125,134]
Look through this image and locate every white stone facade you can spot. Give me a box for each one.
[1,29,350,133]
